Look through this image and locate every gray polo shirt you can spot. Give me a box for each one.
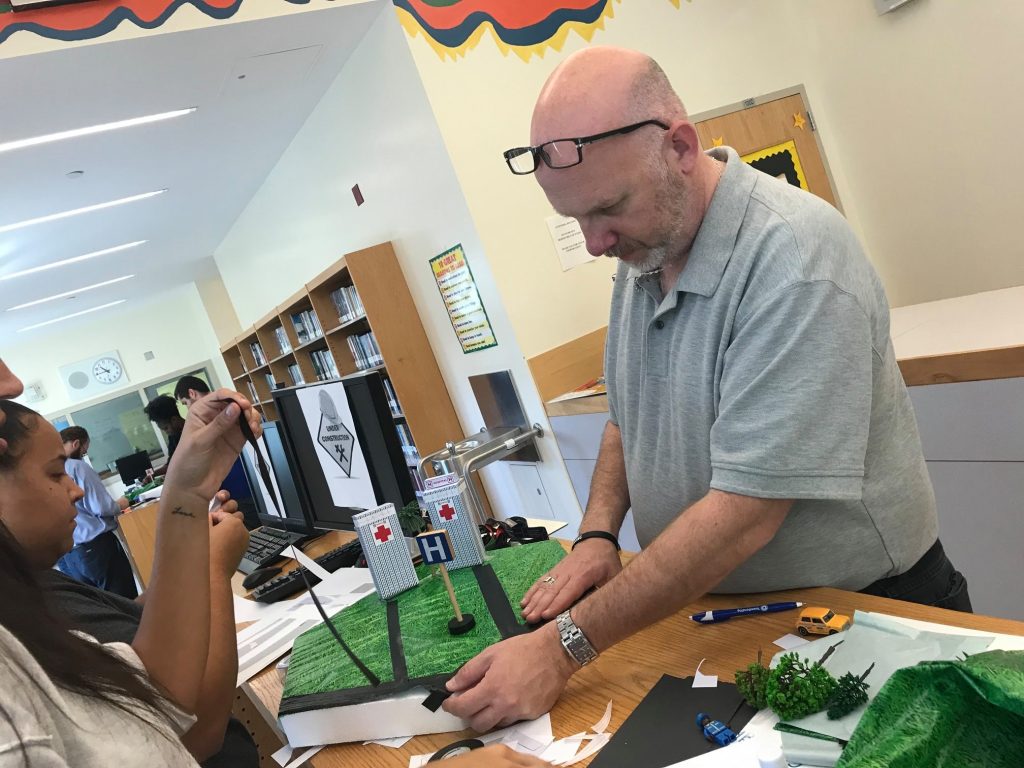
[605,146,937,592]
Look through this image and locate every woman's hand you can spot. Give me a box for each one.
[164,390,260,502]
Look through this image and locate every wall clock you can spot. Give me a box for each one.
[59,351,129,401]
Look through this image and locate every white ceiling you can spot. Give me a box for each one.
[0,0,383,341]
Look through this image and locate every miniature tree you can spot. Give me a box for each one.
[826,663,875,720]
[735,649,771,710]
[765,652,837,721]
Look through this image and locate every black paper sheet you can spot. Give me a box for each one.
[589,675,757,768]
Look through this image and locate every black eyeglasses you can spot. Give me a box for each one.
[503,119,670,175]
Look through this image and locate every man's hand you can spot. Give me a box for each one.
[520,540,621,623]
[209,506,249,579]
[164,389,259,502]
[442,744,551,766]
[443,623,576,732]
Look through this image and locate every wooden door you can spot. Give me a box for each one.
[694,91,838,208]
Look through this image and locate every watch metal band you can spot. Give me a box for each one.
[572,530,621,551]
[556,610,599,667]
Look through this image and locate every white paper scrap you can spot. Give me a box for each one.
[692,658,718,688]
[289,544,333,582]
[559,732,611,765]
[272,744,325,768]
[773,633,810,651]
[591,700,613,734]
[364,735,413,749]
[540,733,585,764]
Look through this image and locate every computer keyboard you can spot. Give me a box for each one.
[251,539,363,603]
[237,527,318,575]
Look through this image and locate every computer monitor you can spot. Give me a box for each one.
[239,421,315,534]
[115,451,153,485]
[272,372,416,530]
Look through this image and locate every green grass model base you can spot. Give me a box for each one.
[280,539,565,714]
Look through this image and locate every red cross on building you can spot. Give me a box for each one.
[373,524,393,544]
[439,503,457,522]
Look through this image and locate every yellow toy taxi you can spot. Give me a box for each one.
[796,606,851,636]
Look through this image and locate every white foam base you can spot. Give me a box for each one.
[279,686,468,748]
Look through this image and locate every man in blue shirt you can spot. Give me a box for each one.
[56,426,138,598]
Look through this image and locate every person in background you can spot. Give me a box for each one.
[175,375,258,529]
[145,394,186,476]
[56,426,137,599]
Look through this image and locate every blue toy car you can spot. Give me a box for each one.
[696,712,737,747]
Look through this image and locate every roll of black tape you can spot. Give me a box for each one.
[428,738,485,761]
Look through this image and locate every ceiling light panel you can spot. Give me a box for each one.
[18,300,127,333]
[0,241,147,282]
[7,274,135,311]
[0,108,196,155]
[0,190,166,234]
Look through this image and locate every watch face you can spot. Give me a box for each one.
[92,357,123,385]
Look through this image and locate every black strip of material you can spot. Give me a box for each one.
[386,599,408,684]
[473,563,527,639]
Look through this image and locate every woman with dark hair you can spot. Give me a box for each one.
[0,391,256,765]
[55,425,137,598]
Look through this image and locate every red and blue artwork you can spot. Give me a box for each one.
[392,0,609,51]
[0,0,305,47]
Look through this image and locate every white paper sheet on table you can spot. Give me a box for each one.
[773,633,809,651]
[692,658,718,687]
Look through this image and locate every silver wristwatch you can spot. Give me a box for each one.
[556,610,598,667]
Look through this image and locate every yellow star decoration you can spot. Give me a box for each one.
[712,136,725,147]
[793,112,807,130]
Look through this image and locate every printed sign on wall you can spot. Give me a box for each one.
[429,244,498,355]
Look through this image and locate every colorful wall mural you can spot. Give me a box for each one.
[395,0,685,62]
[0,0,308,46]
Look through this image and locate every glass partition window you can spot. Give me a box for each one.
[70,392,163,474]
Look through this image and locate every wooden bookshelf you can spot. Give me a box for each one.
[221,242,474,506]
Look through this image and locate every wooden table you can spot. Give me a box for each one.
[241,534,1024,766]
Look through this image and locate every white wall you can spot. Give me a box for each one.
[213,4,582,530]
[402,0,1024,357]
[4,282,231,417]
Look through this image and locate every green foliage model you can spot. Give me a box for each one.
[735,649,771,710]
[764,652,837,721]
[826,663,874,720]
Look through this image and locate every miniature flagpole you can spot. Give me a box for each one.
[416,528,475,635]
[438,562,463,623]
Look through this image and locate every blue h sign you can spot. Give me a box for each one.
[416,530,455,566]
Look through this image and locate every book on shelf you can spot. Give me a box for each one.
[287,362,304,386]
[394,422,417,458]
[309,349,339,382]
[249,341,266,367]
[346,331,384,371]
[382,377,402,417]
[273,325,292,355]
[329,284,365,324]
[245,381,259,404]
[290,309,322,344]
[264,372,276,391]
[408,467,425,494]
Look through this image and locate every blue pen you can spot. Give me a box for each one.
[690,601,804,624]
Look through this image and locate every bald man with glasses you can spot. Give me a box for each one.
[441,46,967,733]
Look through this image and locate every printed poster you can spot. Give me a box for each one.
[429,244,498,354]
[294,381,378,511]
[545,213,596,271]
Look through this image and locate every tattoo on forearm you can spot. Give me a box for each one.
[170,506,196,518]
